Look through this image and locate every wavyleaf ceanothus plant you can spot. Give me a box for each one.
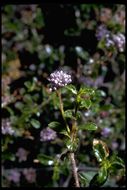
[38,69,125,187]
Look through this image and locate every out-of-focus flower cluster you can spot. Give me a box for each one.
[101,127,112,138]
[22,168,36,183]
[16,148,29,162]
[2,167,36,185]
[48,70,72,91]
[40,127,57,142]
[6,169,21,184]
[2,119,15,136]
[96,25,125,52]
[2,77,14,108]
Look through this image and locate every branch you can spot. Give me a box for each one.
[69,152,80,187]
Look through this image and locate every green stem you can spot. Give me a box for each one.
[57,89,80,187]
[56,90,70,134]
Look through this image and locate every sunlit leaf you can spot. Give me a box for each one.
[48,121,61,128]
[64,110,73,118]
[93,139,109,162]
[110,155,125,173]
[79,123,98,131]
[66,84,77,95]
[80,99,92,109]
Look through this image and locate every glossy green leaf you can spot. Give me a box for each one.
[64,110,73,118]
[80,99,92,109]
[110,156,125,171]
[79,122,98,131]
[31,119,40,129]
[48,121,61,128]
[66,84,77,95]
[37,154,54,166]
[93,139,109,162]
[90,166,108,187]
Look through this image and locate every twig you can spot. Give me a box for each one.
[69,152,80,187]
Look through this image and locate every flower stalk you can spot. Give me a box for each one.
[57,89,80,187]
[56,90,70,134]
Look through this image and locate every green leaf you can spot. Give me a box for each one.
[76,111,81,119]
[37,154,54,166]
[65,138,79,152]
[52,159,60,181]
[90,166,108,187]
[93,139,109,162]
[80,99,92,109]
[79,123,98,131]
[79,87,95,96]
[2,152,16,162]
[15,102,24,110]
[23,94,33,104]
[79,171,96,187]
[31,119,40,129]
[66,84,77,95]
[96,90,106,97]
[60,130,71,138]
[24,81,32,89]
[33,8,45,28]
[79,173,88,186]
[64,110,73,118]
[110,156,125,172]
[48,121,61,128]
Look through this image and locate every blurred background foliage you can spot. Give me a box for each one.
[1,4,125,187]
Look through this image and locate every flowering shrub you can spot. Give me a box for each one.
[1,4,125,187]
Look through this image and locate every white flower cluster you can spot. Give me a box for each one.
[2,119,15,135]
[96,25,125,52]
[48,70,72,91]
[112,33,125,52]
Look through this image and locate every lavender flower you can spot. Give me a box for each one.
[101,127,111,137]
[48,70,72,91]
[23,168,36,183]
[96,25,110,40]
[112,33,125,52]
[7,169,21,183]
[105,34,115,47]
[96,25,125,52]
[16,148,29,162]
[40,127,57,142]
[2,119,15,135]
